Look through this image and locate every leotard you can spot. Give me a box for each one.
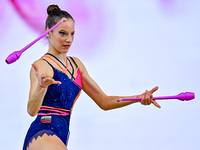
[22,54,82,150]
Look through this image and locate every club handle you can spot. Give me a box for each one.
[21,20,62,53]
[122,96,176,101]
[122,92,195,101]
[5,19,64,64]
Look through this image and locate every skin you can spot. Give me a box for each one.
[27,18,161,150]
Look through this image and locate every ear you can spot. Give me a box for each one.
[46,28,50,38]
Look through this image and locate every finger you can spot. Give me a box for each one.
[32,63,39,73]
[46,78,61,85]
[140,91,145,105]
[61,17,67,22]
[141,90,148,105]
[152,100,161,108]
[145,91,152,105]
[148,94,153,105]
[41,74,47,79]
[149,86,159,94]
[145,90,149,105]
[32,64,42,79]
[45,77,53,83]
[39,77,52,88]
[52,80,62,85]
[117,98,122,102]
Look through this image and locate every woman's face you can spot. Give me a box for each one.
[47,18,75,54]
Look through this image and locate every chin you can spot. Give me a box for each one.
[61,50,69,53]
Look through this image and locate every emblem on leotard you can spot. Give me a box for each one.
[41,116,52,123]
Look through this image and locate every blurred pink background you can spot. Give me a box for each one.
[0,0,199,150]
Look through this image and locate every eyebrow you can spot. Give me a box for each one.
[59,29,75,33]
[59,29,66,32]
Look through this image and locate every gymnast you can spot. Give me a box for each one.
[22,4,161,150]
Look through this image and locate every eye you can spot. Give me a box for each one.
[71,32,75,36]
[59,31,66,35]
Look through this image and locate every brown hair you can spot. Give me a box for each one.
[45,5,74,29]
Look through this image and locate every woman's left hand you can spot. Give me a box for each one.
[140,86,161,108]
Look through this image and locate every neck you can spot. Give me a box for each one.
[47,49,67,64]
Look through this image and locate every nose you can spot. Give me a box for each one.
[66,35,73,43]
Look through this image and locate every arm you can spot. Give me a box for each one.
[74,58,161,111]
[27,60,61,116]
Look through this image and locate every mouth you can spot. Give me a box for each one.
[63,45,70,49]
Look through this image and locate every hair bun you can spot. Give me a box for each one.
[47,5,61,15]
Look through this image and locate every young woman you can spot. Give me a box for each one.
[23,4,161,150]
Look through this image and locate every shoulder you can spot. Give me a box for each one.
[31,58,54,77]
[33,59,51,70]
[70,57,82,65]
[70,57,87,74]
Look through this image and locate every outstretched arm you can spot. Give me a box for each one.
[27,61,61,116]
[74,58,161,110]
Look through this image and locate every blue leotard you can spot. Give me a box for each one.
[23,54,82,150]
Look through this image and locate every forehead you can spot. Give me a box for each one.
[57,19,74,31]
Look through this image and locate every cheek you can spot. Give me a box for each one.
[54,36,65,44]
[71,36,74,42]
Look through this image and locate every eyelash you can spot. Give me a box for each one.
[59,31,66,35]
[59,31,75,36]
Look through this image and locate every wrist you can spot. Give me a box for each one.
[38,82,47,88]
[135,94,142,102]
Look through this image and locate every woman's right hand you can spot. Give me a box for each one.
[32,63,61,88]
[140,86,161,108]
